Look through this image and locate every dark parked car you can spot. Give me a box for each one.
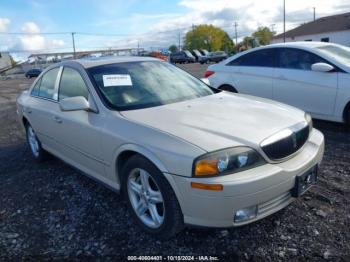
[208,51,228,63]
[169,51,195,64]
[201,49,210,56]
[199,51,228,64]
[25,68,42,78]
[192,50,206,62]
[183,50,196,62]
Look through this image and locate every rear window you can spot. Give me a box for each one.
[228,49,275,67]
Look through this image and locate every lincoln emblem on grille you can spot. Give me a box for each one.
[292,133,297,148]
[260,122,309,161]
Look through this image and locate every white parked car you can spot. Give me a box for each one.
[17,57,324,238]
[206,42,350,125]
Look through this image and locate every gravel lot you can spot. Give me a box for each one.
[0,65,349,261]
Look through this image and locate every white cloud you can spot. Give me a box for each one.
[16,21,66,52]
[21,22,41,34]
[0,18,10,32]
[123,0,350,47]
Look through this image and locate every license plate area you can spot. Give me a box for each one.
[291,165,318,197]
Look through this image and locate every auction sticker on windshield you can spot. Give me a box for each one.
[103,74,133,87]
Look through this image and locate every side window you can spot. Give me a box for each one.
[277,48,327,70]
[227,49,276,67]
[31,78,41,96]
[39,68,59,99]
[58,67,89,100]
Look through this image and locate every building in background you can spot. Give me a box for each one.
[272,12,350,46]
[0,52,12,72]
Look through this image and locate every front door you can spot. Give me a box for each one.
[53,66,106,179]
[273,48,338,116]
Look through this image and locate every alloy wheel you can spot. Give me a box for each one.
[127,168,165,228]
[27,126,40,157]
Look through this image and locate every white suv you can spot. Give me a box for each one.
[206,42,350,125]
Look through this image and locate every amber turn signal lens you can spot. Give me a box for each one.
[191,182,223,191]
[194,159,218,176]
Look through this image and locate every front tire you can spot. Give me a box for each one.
[122,155,184,239]
[25,124,47,162]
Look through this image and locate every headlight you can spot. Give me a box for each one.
[193,147,266,177]
[305,113,313,132]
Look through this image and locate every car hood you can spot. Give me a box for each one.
[121,92,306,152]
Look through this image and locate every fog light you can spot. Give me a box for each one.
[234,206,258,223]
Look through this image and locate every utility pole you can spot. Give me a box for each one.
[178,32,181,51]
[234,22,238,52]
[71,32,76,59]
[137,41,140,56]
[283,0,286,43]
[313,7,316,21]
[270,24,276,33]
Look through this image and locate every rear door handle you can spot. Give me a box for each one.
[53,116,62,124]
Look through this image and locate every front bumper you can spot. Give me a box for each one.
[164,129,324,227]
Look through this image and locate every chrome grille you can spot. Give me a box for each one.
[261,123,309,161]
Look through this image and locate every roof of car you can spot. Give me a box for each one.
[254,41,339,51]
[72,56,161,68]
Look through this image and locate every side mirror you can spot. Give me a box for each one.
[59,96,91,112]
[311,62,334,72]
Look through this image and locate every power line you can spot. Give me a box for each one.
[0,32,71,35]
[0,26,193,37]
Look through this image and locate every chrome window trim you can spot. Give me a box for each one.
[53,66,63,101]
[29,66,62,103]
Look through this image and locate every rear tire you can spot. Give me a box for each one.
[25,124,47,162]
[218,84,237,93]
[121,155,184,239]
[346,107,350,127]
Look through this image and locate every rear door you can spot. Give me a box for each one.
[27,67,61,149]
[226,48,276,98]
[272,48,338,116]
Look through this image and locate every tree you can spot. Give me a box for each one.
[184,24,234,52]
[252,26,275,46]
[168,44,178,53]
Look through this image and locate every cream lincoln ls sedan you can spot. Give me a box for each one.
[17,57,324,238]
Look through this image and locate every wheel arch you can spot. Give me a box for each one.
[115,145,186,220]
[218,84,238,93]
[114,144,169,186]
[22,116,30,127]
[343,101,350,123]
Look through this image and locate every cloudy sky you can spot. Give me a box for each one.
[0,0,349,60]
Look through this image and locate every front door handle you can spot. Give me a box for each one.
[53,116,62,124]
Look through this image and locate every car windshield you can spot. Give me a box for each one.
[316,45,350,65]
[184,51,193,57]
[88,61,214,110]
